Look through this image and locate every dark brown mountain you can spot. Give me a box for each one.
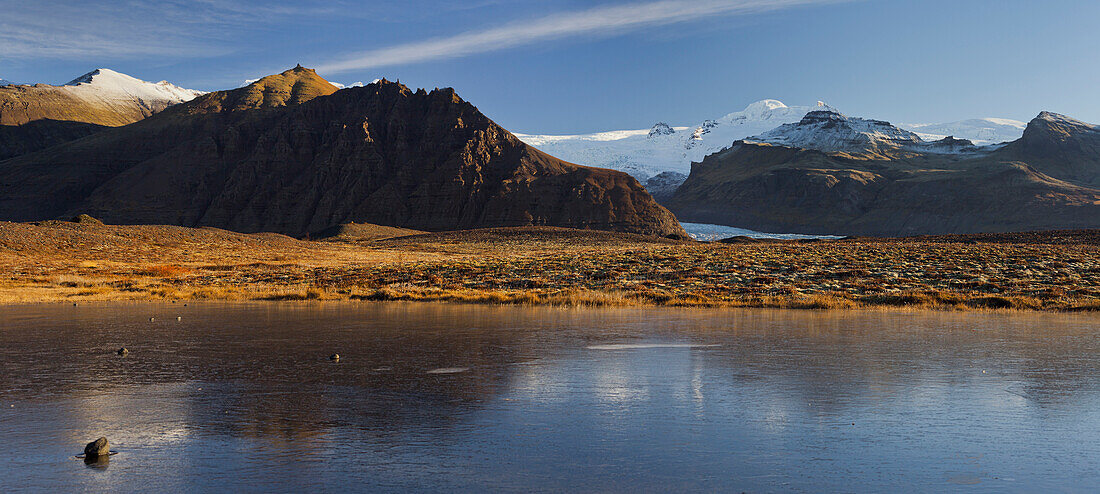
[666,111,1100,236]
[0,66,684,237]
[993,111,1100,186]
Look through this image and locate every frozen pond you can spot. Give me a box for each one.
[2,302,1099,491]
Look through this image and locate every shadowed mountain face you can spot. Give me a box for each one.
[0,120,109,161]
[666,111,1100,236]
[0,67,684,237]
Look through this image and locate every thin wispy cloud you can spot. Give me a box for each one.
[0,0,373,61]
[316,0,846,74]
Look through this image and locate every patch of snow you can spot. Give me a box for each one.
[680,222,841,241]
[332,81,368,89]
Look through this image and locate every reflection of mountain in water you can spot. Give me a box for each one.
[4,303,1100,490]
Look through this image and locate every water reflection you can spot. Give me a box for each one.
[1,302,1099,491]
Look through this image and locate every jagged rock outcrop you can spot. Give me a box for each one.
[0,67,684,237]
[667,112,1100,236]
[648,122,676,137]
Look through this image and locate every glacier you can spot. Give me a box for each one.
[515,99,1027,181]
[515,99,820,180]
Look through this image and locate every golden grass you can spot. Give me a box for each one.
[2,222,1099,312]
[137,264,191,277]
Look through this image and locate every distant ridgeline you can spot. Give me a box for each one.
[665,110,1100,236]
[3,65,1098,237]
[0,67,684,238]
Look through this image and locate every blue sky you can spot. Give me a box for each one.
[2,0,1098,134]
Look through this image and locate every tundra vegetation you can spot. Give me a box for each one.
[2,220,1098,311]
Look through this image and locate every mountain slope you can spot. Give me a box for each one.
[748,109,985,159]
[515,100,1028,184]
[516,100,821,180]
[667,112,1100,236]
[992,111,1100,187]
[0,68,203,160]
[0,68,203,126]
[0,67,683,238]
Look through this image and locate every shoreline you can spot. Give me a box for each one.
[3,289,1099,315]
[3,282,1098,313]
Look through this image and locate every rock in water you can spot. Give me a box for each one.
[116,347,129,356]
[329,354,340,361]
[84,437,110,458]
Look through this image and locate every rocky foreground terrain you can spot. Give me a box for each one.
[2,219,1097,311]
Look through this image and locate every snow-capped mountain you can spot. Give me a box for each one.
[516,100,823,180]
[901,118,1027,145]
[516,100,1026,181]
[748,109,986,157]
[0,78,14,87]
[1,68,206,128]
[63,68,205,108]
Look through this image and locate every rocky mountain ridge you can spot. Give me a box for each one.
[747,109,985,158]
[0,67,684,238]
[515,100,1029,185]
[666,111,1100,236]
